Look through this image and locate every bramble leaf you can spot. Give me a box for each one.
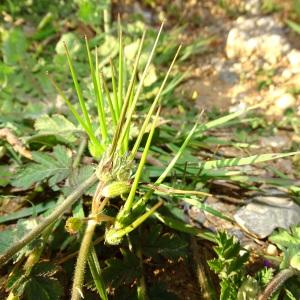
[12,145,72,189]
[23,262,63,300]
[102,250,140,289]
[0,218,39,258]
[208,232,249,300]
[141,224,188,260]
[34,114,78,143]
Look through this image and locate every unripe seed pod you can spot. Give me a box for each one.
[101,181,131,198]
[65,217,84,234]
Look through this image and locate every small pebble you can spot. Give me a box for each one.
[266,244,278,256]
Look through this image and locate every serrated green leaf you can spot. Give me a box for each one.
[24,276,63,300]
[2,28,27,64]
[141,224,188,259]
[102,250,141,289]
[0,218,39,258]
[21,262,63,300]
[34,114,78,143]
[12,145,72,189]
[269,226,300,249]
[0,165,12,186]
[62,165,96,196]
[255,268,274,286]
[209,231,249,300]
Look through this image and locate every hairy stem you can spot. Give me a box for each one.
[0,173,98,267]
[71,219,97,300]
[258,268,298,300]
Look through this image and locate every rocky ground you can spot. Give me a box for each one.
[120,2,300,297]
[177,0,300,118]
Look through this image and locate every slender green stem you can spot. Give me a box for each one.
[121,78,135,155]
[156,122,198,185]
[71,219,97,300]
[110,59,119,118]
[100,72,117,125]
[0,173,98,267]
[132,122,198,211]
[64,42,92,131]
[23,223,55,275]
[122,108,160,215]
[106,200,163,245]
[258,268,299,300]
[117,17,123,115]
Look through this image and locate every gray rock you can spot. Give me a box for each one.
[234,197,300,238]
[219,69,239,85]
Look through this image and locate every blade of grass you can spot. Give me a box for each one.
[130,45,182,159]
[116,22,164,152]
[48,75,103,151]
[110,59,119,119]
[182,197,234,222]
[88,246,108,300]
[153,211,215,242]
[156,122,198,185]
[64,42,93,132]
[121,78,136,155]
[144,184,211,197]
[195,105,259,136]
[100,72,117,126]
[95,46,108,142]
[198,152,300,171]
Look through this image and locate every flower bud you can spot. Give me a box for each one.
[102,181,131,198]
[65,217,84,234]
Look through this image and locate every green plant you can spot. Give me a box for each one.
[208,232,250,300]
[1,17,300,299]
[258,226,300,299]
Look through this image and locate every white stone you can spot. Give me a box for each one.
[281,69,292,80]
[275,93,295,110]
[266,244,278,256]
[225,16,290,67]
[287,49,300,67]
